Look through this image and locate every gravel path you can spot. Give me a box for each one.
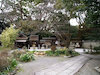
[17,56,69,75]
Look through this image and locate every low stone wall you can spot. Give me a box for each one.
[83,41,100,49]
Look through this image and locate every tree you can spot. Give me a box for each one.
[49,12,70,47]
[81,0,100,40]
[0,25,19,48]
[0,21,10,34]
[53,0,84,48]
[83,0,100,28]
[0,0,44,23]
[70,26,78,38]
[16,20,38,35]
[56,0,100,41]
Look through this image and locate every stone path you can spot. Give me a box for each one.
[35,55,90,75]
[17,48,100,75]
[17,56,69,75]
[75,54,100,75]
[17,55,90,75]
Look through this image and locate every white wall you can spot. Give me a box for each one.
[83,41,100,49]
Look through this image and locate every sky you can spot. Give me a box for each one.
[70,19,79,26]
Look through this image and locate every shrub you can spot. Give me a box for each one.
[46,49,67,56]
[54,50,60,56]
[65,50,70,56]
[0,47,11,51]
[51,45,56,51]
[27,51,35,54]
[72,51,80,56]
[94,46,100,52]
[0,52,10,71]
[12,50,26,60]
[10,59,18,68]
[0,71,8,75]
[0,25,19,48]
[46,49,79,57]
[20,53,35,62]
[0,51,18,74]
[46,51,54,56]
[67,49,80,56]
[0,58,18,75]
[22,46,28,51]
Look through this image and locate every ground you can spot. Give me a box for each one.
[17,56,69,75]
[75,54,100,75]
[75,59,100,75]
[16,49,100,75]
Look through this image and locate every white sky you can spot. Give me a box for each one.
[70,18,79,26]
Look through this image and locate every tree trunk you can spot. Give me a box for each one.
[66,23,71,48]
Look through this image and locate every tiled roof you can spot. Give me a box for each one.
[29,35,39,41]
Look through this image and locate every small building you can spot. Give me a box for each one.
[29,35,39,47]
[40,40,52,48]
[40,37,57,48]
[70,38,82,48]
[15,34,28,48]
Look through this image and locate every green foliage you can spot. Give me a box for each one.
[0,47,11,51]
[19,20,37,35]
[2,59,18,75]
[10,59,18,68]
[62,0,85,18]
[20,53,35,62]
[83,29,100,40]
[34,0,44,5]
[0,71,8,75]
[0,21,10,34]
[82,0,100,40]
[71,51,80,56]
[46,49,79,56]
[70,26,78,38]
[12,50,26,59]
[61,0,100,40]
[51,12,69,33]
[27,51,35,54]
[12,50,35,62]
[0,52,10,71]
[0,51,18,75]
[46,50,54,56]
[54,0,64,9]
[46,49,68,56]
[36,31,54,38]
[0,26,19,48]
[94,46,100,52]
[83,0,100,28]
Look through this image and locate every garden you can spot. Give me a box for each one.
[0,46,80,75]
[0,0,100,75]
